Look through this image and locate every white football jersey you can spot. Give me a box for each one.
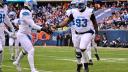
[18,9,41,34]
[66,9,75,34]
[69,7,94,33]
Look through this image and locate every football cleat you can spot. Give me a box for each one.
[13,61,21,72]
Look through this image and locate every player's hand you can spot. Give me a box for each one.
[41,25,55,34]
[51,24,57,30]
[94,34,100,43]
[50,25,56,31]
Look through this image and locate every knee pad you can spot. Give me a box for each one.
[81,49,86,52]
[22,50,27,55]
[0,50,3,54]
[76,52,82,58]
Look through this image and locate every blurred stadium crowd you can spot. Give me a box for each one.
[6,1,128,47]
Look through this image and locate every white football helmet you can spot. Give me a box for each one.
[70,0,77,8]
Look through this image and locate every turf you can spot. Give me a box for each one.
[2,46,128,72]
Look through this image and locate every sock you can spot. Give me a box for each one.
[27,48,36,71]
[9,46,14,57]
[15,46,20,59]
[83,63,89,72]
[15,51,25,63]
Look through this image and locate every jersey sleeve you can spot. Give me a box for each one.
[4,14,15,32]
[20,10,42,30]
[4,5,8,14]
[26,19,42,30]
[66,9,72,17]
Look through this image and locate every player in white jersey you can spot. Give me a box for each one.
[12,2,52,72]
[8,11,19,61]
[0,3,14,71]
[66,1,83,72]
[53,0,98,72]
[12,18,21,60]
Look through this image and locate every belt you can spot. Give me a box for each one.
[75,30,94,35]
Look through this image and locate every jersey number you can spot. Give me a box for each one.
[0,13,5,23]
[75,19,87,27]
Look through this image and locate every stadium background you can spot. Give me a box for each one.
[5,0,128,47]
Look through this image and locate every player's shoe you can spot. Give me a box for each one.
[76,64,82,72]
[95,54,100,61]
[88,60,93,65]
[13,61,21,72]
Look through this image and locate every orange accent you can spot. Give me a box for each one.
[31,33,37,44]
[37,31,51,40]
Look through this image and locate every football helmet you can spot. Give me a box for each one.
[24,2,32,10]
[70,0,77,9]
[76,0,87,12]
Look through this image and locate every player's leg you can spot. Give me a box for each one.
[14,38,20,60]
[0,39,3,69]
[13,33,38,72]
[75,48,82,72]
[80,33,92,72]
[13,34,27,72]
[72,34,82,72]
[86,42,93,65]
[0,36,5,71]
[9,37,15,61]
[92,37,100,61]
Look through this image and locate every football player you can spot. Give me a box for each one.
[0,2,15,71]
[53,0,98,72]
[8,10,19,61]
[13,2,53,72]
[66,1,83,72]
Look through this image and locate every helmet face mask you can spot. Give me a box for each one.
[24,2,32,10]
[77,3,86,11]
[75,0,87,12]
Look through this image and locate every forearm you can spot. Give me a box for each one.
[25,18,42,30]
[31,23,42,30]
[93,22,98,34]
[5,16,15,32]
[56,18,69,28]
[4,27,10,34]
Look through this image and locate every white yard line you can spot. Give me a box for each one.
[54,57,128,63]
[2,65,52,72]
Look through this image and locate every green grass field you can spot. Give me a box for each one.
[2,46,128,72]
